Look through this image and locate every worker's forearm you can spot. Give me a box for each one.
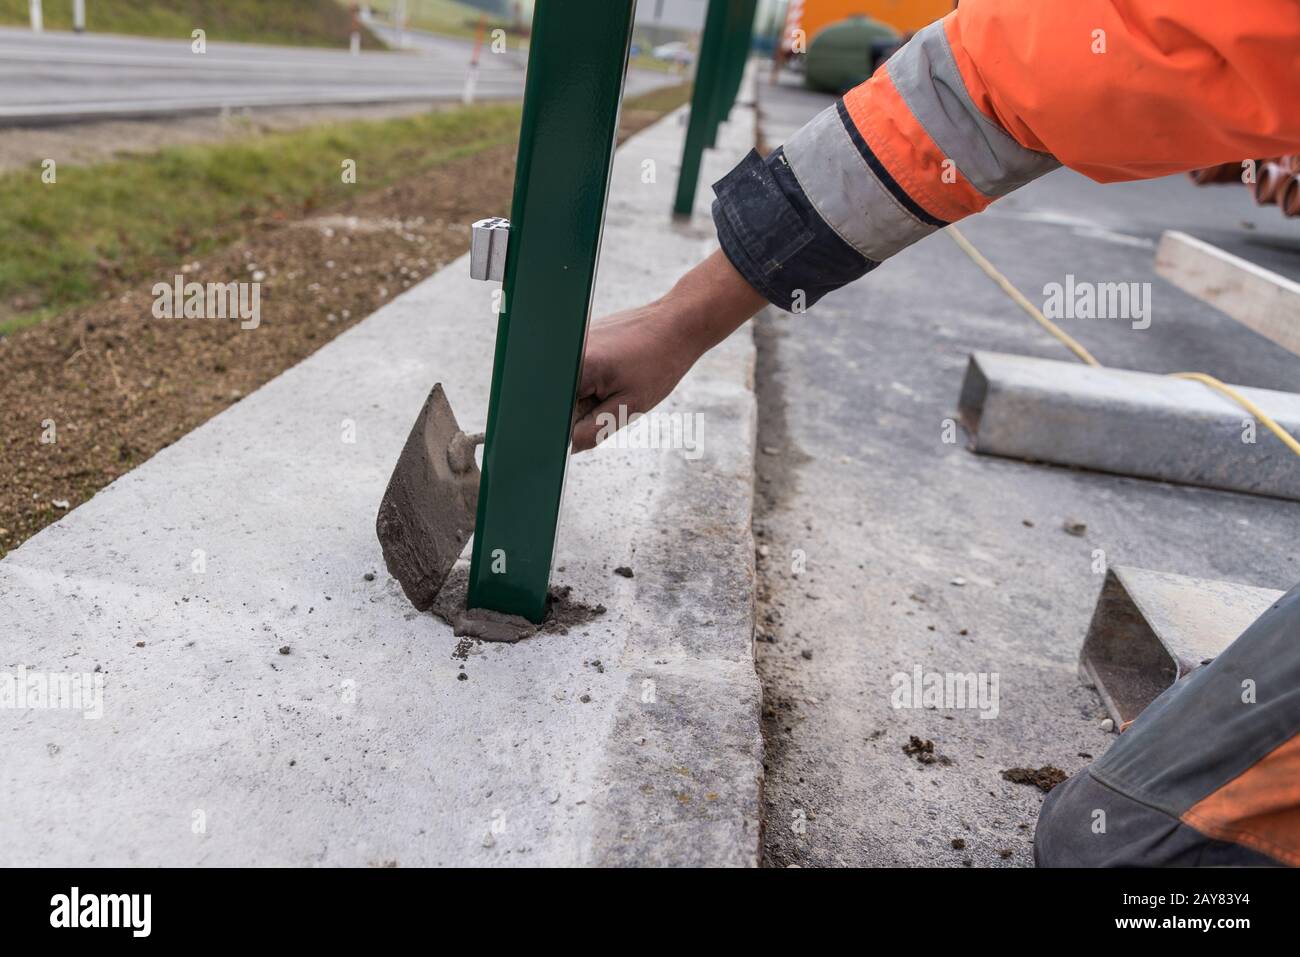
[572,251,767,453]
[710,12,1058,315]
[712,0,1299,317]
[659,250,768,362]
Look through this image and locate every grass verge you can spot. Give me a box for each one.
[367,0,516,43]
[630,53,688,76]
[0,0,381,48]
[0,104,523,336]
[0,84,689,558]
[0,85,690,337]
[621,82,693,119]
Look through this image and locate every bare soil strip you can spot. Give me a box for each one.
[0,90,688,558]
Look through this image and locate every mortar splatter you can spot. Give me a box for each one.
[430,565,607,643]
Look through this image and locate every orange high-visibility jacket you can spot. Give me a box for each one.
[711,0,1300,312]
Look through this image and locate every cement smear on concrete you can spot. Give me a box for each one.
[429,565,607,643]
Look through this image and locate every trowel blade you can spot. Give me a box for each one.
[376,383,480,611]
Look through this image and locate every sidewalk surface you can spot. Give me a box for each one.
[754,74,1300,867]
[0,95,762,866]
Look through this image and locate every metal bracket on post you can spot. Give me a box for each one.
[469,217,511,282]
[466,0,637,623]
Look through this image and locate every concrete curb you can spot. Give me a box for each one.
[1080,566,1283,726]
[959,351,1300,501]
[1155,230,1300,358]
[0,95,762,865]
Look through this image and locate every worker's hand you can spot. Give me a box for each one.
[572,251,769,453]
[572,302,698,453]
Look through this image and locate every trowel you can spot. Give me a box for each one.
[375,382,599,613]
[375,382,484,610]
[374,217,508,610]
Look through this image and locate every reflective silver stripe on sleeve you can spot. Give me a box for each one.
[783,103,941,264]
[885,20,1059,197]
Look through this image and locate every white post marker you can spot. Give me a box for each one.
[462,13,488,105]
[29,0,43,33]
[73,0,85,33]
[350,31,360,55]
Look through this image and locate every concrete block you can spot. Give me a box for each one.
[1155,229,1300,358]
[1079,566,1282,725]
[958,351,1300,501]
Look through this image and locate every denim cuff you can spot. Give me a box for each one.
[711,148,876,313]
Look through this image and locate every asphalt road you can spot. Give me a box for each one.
[0,25,677,125]
[753,74,1300,867]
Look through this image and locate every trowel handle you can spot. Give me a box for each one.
[447,431,485,474]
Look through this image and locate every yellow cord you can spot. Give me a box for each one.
[1170,372,1300,457]
[946,224,1102,367]
[945,224,1300,458]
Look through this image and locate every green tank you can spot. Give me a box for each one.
[804,16,903,94]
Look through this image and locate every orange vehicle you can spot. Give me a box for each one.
[779,0,955,54]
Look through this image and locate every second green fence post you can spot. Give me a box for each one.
[466,0,638,623]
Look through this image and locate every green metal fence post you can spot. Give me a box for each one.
[672,0,730,217]
[707,0,755,146]
[466,0,637,623]
[704,0,740,147]
[724,0,759,121]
